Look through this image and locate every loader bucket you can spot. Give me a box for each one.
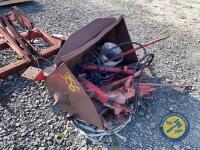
[46,16,138,129]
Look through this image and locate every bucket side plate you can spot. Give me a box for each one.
[46,63,104,129]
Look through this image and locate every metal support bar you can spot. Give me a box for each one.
[0,7,63,79]
[0,59,30,78]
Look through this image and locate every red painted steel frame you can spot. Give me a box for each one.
[0,7,62,78]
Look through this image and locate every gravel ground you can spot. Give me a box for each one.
[0,0,200,149]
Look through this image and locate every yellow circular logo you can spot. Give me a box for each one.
[160,112,189,141]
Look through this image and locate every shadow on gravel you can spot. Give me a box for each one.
[0,1,44,15]
[51,105,66,117]
[107,76,200,149]
[1,70,199,149]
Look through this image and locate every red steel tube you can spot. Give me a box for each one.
[83,65,133,75]
[138,83,191,88]
[105,36,170,63]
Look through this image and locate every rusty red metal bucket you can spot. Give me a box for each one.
[46,16,140,129]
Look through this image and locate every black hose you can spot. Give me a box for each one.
[132,53,154,111]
